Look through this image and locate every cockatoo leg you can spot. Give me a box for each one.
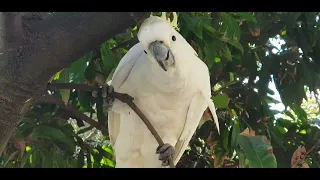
[156,143,175,166]
[91,84,115,111]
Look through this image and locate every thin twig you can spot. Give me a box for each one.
[47,82,175,168]
[35,95,108,136]
[292,141,319,168]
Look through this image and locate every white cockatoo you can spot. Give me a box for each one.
[106,15,219,168]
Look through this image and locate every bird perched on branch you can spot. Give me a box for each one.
[98,14,219,168]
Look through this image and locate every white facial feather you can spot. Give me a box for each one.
[137,16,198,65]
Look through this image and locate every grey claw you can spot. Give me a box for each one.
[156,143,175,165]
[92,87,98,98]
[92,84,115,111]
[103,97,115,111]
[102,85,107,98]
[108,85,114,94]
[102,84,115,111]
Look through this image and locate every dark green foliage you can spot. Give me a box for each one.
[1,12,320,168]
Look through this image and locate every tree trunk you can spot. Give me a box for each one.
[0,12,149,154]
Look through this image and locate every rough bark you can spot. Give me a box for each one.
[0,12,149,154]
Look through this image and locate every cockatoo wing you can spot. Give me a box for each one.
[108,43,144,146]
[111,43,144,91]
[173,91,207,165]
[172,58,220,165]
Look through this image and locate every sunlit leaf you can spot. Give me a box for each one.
[238,128,277,168]
[212,95,229,109]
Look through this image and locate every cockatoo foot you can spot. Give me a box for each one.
[156,143,175,166]
[91,84,115,111]
[102,85,115,111]
[91,85,99,98]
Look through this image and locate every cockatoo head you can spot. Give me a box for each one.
[137,16,196,72]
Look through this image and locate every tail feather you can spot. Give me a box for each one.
[200,90,220,134]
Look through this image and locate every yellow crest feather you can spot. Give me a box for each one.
[159,12,179,31]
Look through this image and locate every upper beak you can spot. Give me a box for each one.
[149,41,175,71]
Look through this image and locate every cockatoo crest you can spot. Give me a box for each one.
[153,12,179,31]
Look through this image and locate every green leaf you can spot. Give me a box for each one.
[291,105,308,122]
[14,129,24,141]
[269,126,286,151]
[78,91,94,113]
[31,148,41,168]
[230,119,240,151]
[84,59,97,81]
[20,150,31,168]
[204,42,217,69]
[229,72,234,81]
[101,157,115,168]
[238,129,277,168]
[86,153,92,168]
[220,127,229,151]
[284,110,296,120]
[102,144,115,157]
[235,12,257,23]
[221,38,244,54]
[222,44,232,61]
[40,149,53,168]
[265,96,280,104]
[57,52,93,83]
[212,95,229,109]
[181,13,197,30]
[203,26,221,39]
[237,150,247,168]
[60,89,70,105]
[219,12,240,41]
[100,42,118,77]
[192,25,203,39]
[4,151,19,167]
[77,149,85,168]
[32,126,75,152]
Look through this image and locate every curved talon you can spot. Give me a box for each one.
[156,143,175,166]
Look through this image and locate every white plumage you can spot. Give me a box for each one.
[108,16,219,168]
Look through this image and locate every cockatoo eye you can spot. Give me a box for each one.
[172,36,176,41]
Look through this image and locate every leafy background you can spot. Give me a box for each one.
[1,12,320,168]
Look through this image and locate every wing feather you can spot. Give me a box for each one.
[172,56,219,165]
[173,92,207,165]
[111,43,144,91]
[108,43,144,147]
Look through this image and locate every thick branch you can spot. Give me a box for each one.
[0,12,149,155]
[35,95,107,135]
[24,12,149,83]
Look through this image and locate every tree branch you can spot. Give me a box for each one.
[35,95,108,135]
[47,82,175,168]
[0,12,149,154]
[23,12,149,83]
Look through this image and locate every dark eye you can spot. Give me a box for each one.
[172,35,176,41]
[144,50,147,54]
